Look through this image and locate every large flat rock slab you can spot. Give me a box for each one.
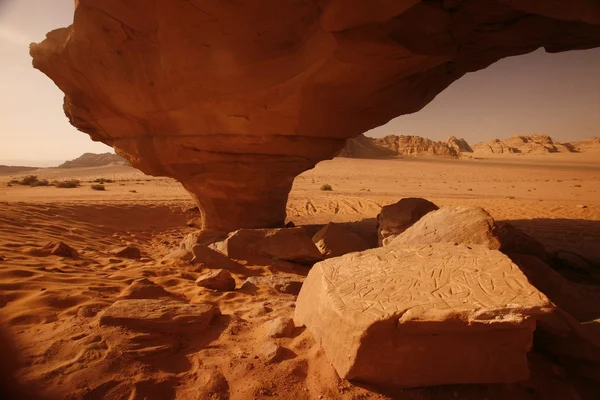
[99,299,220,333]
[295,243,551,388]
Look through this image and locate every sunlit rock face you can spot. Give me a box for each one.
[30,0,600,230]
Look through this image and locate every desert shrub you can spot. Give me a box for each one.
[54,179,80,188]
[90,184,105,191]
[31,179,49,187]
[8,175,50,187]
[93,178,113,184]
[320,184,333,191]
[20,175,39,185]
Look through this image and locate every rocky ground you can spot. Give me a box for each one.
[0,154,599,399]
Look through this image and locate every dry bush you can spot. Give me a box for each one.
[54,179,80,188]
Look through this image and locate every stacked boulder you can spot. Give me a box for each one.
[295,198,561,388]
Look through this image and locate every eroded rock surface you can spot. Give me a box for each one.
[99,299,219,333]
[30,1,600,230]
[211,227,322,264]
[377,198,438,245]
[387,206,501,249]
[374,135,458,158]
[295,243,551,388]
[312,223,370,258]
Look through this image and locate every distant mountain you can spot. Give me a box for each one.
[340,135,461,159]
[472,134,590,154]
[566,137,600,153]
[445,136,473,153]
[58,153,127,168]
[0,165,39,175]
[373,135,459,158]
[338,134,395,159]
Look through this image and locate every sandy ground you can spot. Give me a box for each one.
[0,153,599,399]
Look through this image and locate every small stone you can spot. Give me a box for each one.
[0,255,5,262]
[113,245,142,259]
[264,317,295,338]
[118,278,175,300]
[42,241,79,258]
[505,196,515,200]
[196,269,236,291]
[260,341,283,363]
[577,204,588,209]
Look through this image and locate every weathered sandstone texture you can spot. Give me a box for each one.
[99,299,219,333]
[386,206,501,248]
[312,222,370,258]
[377,197,438,245]
[30,1,600,230]
[211,227,322,264]
[295,243,552,388]
[374,135,459,158]
[445,136,473,153]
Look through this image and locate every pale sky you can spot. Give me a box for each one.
[1,0,599,166]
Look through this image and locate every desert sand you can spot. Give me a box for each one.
[0,153,599,399]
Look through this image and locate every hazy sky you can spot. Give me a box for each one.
[1,0,599,166]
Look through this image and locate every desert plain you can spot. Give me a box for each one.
[0,151,599,399]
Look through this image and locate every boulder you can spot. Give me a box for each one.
[113,246,142,259]
[387,206,501,249]
[117,278,176,300]
[377,198,438,245]
[260,341,284,364]
[511,254,600,322]
[196,269,236,291]
[99,299,219,333]
[162,248,194,262]
[496,222,547,261]
[295,243,551,388]
[311,223,370,258]
[241,274,304,295]
[180,230,227,252]
[264,317,295,338]
[512,254,600,380]
[31,241,79,258]
[211,227,322,264]
[190,245,241,270]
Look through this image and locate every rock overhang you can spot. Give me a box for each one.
[30,0,600,230]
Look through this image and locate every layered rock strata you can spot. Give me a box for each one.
[31,1,600,229]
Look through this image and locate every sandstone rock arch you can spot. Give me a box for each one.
[31,0,600,230]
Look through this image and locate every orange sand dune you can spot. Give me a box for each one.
[1,154,599,399]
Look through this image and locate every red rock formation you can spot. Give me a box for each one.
[338,134,395,159]
[473,134,574,154]
[445,136,473,153]
[30,0,600,230]
[374,135,459,158]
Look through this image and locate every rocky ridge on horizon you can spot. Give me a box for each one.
[340,134,600,159]
[58,152,128,169]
